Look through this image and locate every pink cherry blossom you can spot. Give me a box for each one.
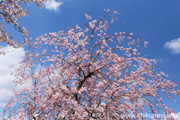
[2,10,180,120]
[0,0,46,51]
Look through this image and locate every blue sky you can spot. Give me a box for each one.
[0,0,180,119]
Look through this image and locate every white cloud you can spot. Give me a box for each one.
[0,46,25,108]
[164,38,180,54]
[44,0,63,12]
[170,112,180,120]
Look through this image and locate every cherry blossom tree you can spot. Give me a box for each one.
[2,10,180,120]
[0,0,45,51]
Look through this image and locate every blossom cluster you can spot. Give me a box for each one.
[0,0,45,51]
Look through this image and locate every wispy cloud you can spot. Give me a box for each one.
[153,58,164,62]
[170,112,180,120]
[44,0,63,12]
[153,58,170,63]
[0,46,25,107]
[164,38,180,54]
